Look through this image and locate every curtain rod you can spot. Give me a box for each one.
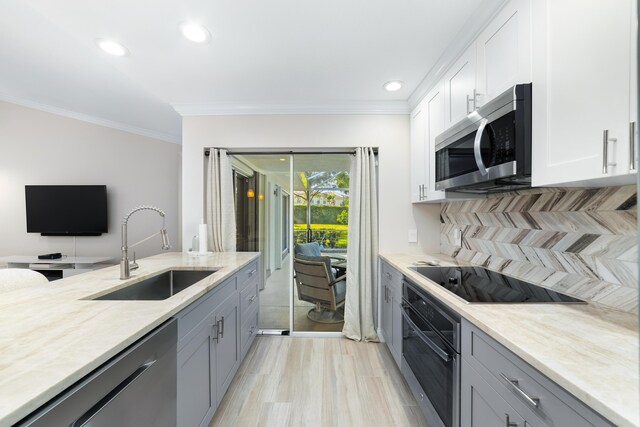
[204,149,378,156]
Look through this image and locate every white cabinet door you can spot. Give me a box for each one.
[625,0,638,174]
[476,0,531,106]
[410,99,428,202]
[532,0,635,186]
[444,45,477,127]
[421,81,480,202]
[424,81,447,201]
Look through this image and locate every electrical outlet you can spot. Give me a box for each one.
[408,229,418,243]
[453,228,462,247]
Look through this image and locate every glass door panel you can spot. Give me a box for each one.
[292,154,350,332]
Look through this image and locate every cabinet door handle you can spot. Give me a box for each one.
[630,122,636,171]
[211,322,219,343]
[219,317,225,339]
[500,373,540,409]
[466,94,473,114]
[603,130,609,174]
[473,88,481,110]
[602,130,618,174]
[504,414,518,427]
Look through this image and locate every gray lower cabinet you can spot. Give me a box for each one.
[177,319,216,427]
[461,319,613,427]
[380,260,402,367]
[212,291,240,397]
[176,259,260,427]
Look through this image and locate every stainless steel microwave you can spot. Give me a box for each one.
[435,84,532,193]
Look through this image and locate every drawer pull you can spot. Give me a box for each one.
[500,373,540,409]
[385,272,392,279]
[248,269,257,277]
[248,294,257,303]
[504,413,518,427]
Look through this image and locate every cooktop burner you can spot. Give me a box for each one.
[409,266,585,304]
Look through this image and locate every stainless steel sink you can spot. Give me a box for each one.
[94,270,217,301]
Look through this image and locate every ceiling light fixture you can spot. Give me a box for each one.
[383,80,404,92]
[180,22,211,43]
[279,158,286,161]
[96,39,129,57]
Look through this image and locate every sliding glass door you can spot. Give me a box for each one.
[228,151,350,335]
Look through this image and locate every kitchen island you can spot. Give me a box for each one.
[0,252,259,427]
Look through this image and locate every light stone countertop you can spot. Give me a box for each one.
[0,251,260,427]
[380,252,640,427]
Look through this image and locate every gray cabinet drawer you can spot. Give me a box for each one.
[176,276,236,349]
[241,306,259,359]
[239,277,259,319]
[381,260,402,285]
[461,359,526,427]
[237,260,259,289]
[462,320,613,427]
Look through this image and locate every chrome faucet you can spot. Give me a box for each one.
[120,205,171,280]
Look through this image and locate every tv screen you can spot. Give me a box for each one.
[25,185,108,236]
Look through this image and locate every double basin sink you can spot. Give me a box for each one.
[93,270,218,301]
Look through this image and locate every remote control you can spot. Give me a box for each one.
[38,253,63,260]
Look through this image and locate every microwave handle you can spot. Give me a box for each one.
[473,118,489,176]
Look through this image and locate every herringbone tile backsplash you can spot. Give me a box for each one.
[440,185,638,313]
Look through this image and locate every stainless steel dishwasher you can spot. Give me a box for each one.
[18,319,177,427]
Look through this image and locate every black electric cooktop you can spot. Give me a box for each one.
[409,266,585,304]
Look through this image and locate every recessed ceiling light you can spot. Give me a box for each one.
[279,158,286,161]
[384,80,404,92]
[180,22,211,43]
[96,39,129,56]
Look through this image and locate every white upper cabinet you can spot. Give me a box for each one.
[475,0,531,107]
[410,81,478,203]
[424,82,447,201]
[444,45,477,128]
[410,99,428,203]
[532,0,637,186]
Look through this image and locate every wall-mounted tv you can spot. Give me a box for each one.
[25,185,108,236]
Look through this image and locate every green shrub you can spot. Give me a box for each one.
[294,229,348,249]
[336,210,348,225]
[294,205,345,224]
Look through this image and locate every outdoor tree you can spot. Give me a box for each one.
[297,170,349,242]
[336,171,350,189]
[337,210,349,225]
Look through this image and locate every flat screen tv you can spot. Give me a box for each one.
[25,185,108,236]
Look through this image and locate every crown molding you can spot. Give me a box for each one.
[0,94,181,144]
[407,0,509,110]
[171,101,410,116]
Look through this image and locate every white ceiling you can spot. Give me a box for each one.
[0,0,499,143]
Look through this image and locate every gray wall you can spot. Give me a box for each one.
[0,101,182,262]
[440,185,638,313]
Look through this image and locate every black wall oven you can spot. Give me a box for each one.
[402,280,461,427]
[435,83,532,193]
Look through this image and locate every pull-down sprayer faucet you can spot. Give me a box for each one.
[120,205,171,280]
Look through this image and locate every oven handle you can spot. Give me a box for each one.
[401,304,452,362]
[473,117,489,176]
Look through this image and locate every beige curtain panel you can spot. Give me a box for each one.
[205,148,236,252]
[342,147,379,342]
